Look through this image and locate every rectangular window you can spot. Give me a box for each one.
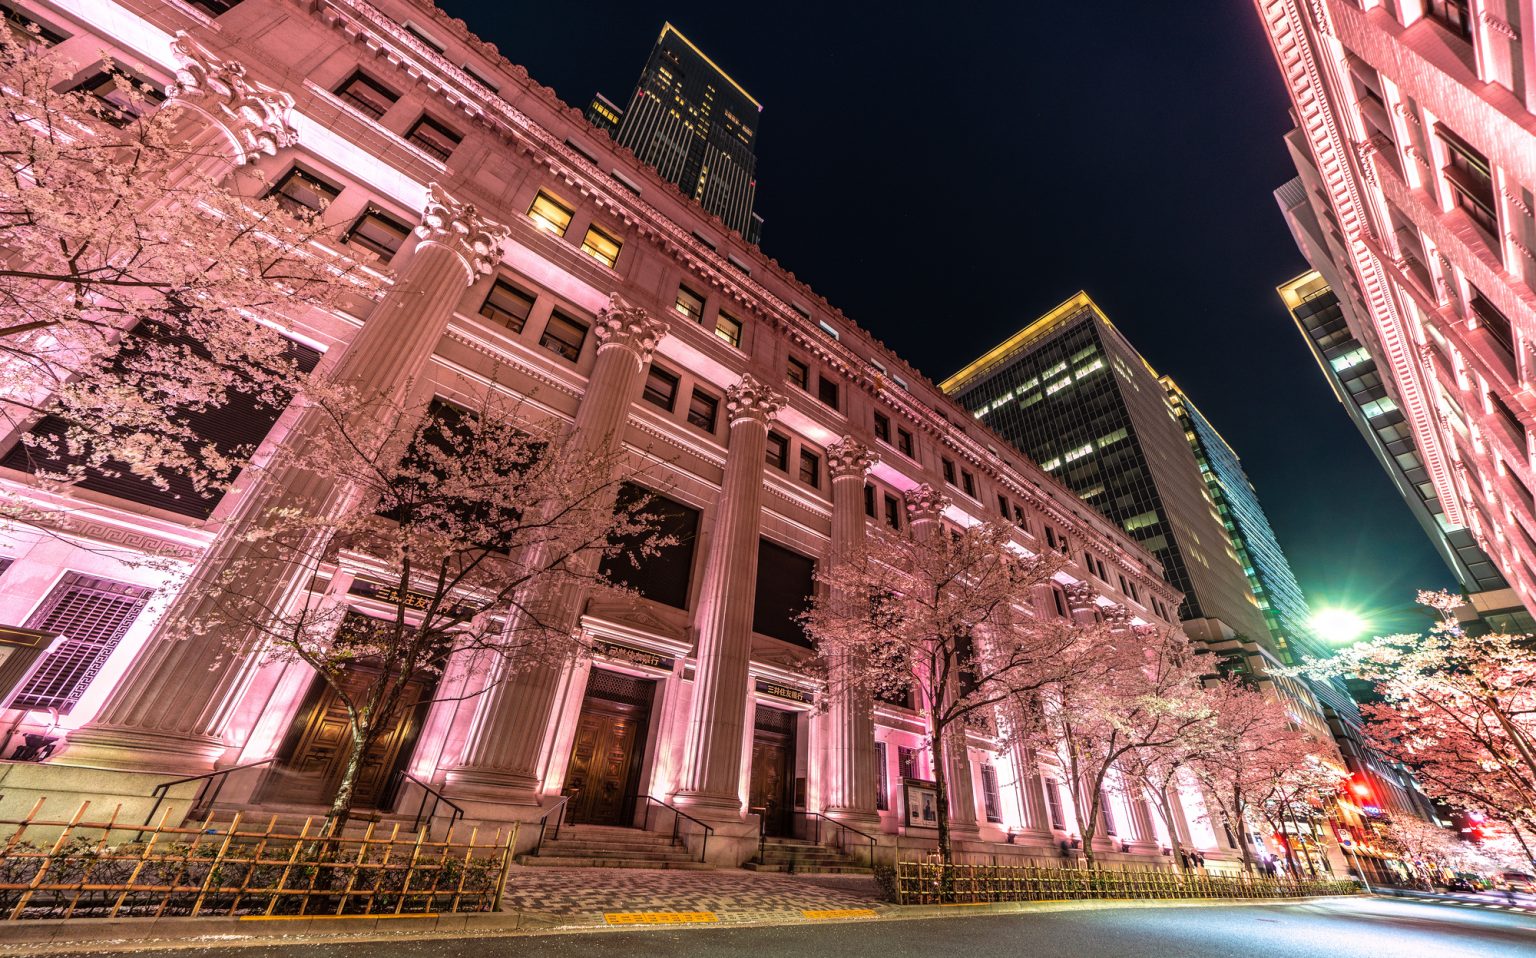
[528,190,573,236]
[1472,291,1517,362]
[799,449,821,487]
[864,483,877,518]
[981,765,1003,824]
[884,493,901,529]
[896,428,915,459]
[4,5,65,45]
[1437,124,1497,237]
[539,310,587,362]
[787,357,809,391]
[898,746,918,781]
[1045,780,1066,830]
[72,69,164,126]
[1426,0,1472,40]
[714,311,743,348]
[479,278,536,333]
[1013,503,1026,528]
[580,224,622,268]
[403,22,445,52]
[687,389,718,433]
[766,432,789,471]
[15,573,153,713]
[269,166,341,215]
[942,458,957,485]
[1099,790,1118,835]
[675,285,704,322]
[335,70,398,120]
[344,206,411,260]
[405,114,462,162]
[642,366,679,412]
[874,411,891,443]
[817,376,839,410]
[875,742,889,811]
[961,470,977,499]
[997,493,1010,519]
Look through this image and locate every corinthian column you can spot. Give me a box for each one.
[444,297,668,809]
[60,185,510,773]
[821,438,881,828]
[159,31,298,184]
[904,484,979,836]
[672,376,784,815]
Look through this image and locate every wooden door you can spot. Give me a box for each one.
[563,700,645,826]
[260,666,431,810]
[750,706,796,837]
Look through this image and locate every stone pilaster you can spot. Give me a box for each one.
[672,376,784,816]
[60,186,510,774]
[443,295,668,809]
[821,438,880,828]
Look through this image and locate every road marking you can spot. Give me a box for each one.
[802,908,878,920]
[603,911,718,925]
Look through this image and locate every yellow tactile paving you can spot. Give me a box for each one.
[603,911,719,925]
[801,908,878,920]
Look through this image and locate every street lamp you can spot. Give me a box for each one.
[1310,608,1367,645]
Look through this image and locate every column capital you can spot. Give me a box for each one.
[1064,581,1100,616]
[165,32,297,166]
[827,436,877,480]
[594,293,669,366]
[903,482,950,524]
[1099,603,1133,632]
[415,182,512,285]
[726,374,784,427]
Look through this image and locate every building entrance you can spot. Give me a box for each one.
[563,668,655,827]
[260,662,433,810]
[750,705,796,838]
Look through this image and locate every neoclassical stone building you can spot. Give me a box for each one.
[0,0,1233,867]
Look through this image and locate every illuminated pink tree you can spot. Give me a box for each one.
[800,512,1075,868]
[0,31,373,526]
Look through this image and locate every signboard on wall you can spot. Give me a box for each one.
[593,640,674,671]
[903,779,940,830]
[754,679,813,705]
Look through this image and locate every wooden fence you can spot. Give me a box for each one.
[893,860,1360,905]
[0,800,515,920]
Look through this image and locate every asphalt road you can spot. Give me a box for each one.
[42,897,1536,958]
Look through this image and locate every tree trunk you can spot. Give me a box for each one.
[326,717,372,837]
[1151,787,1186,874]
[929,722,954,902]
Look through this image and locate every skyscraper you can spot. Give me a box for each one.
[1162,377,1322,665]
[942,293,1271,647]
[1253,0,1536,623]
[590,23,763,243]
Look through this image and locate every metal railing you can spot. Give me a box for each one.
[143,758,274,828]
[529,791,576,856]
[892,860,1361,905]
[393,771,464,836]
[753,810,878,867]
[807,812,878,866]
[641,796,712,863]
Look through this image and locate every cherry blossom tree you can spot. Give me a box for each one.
[800,508,1076,868]
[1031,618,1213,868]
[1294,591,1536,860]
[0,30,374,527]
[179,388,668,829]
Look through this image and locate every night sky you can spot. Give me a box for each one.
[438,0,1454,635]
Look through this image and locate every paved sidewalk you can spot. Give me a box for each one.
[501,866,889,926]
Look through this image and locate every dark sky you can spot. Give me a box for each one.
[438,0,1453,635]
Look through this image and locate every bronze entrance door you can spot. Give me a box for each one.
[259,664,433,810]
[563,669,655,827]
[750,705,796,838]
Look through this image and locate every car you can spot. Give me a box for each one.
[1498,871,1536,894]
[1444,876,1480,893]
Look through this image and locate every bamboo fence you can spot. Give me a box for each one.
[893,859,1360,905]
[0,799,515,920]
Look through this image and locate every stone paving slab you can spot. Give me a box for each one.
[500,865,890,926]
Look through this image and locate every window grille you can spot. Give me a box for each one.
[15,573,153,713]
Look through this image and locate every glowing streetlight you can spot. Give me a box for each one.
[1311,608,1367,645]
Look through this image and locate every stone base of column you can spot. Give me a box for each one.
[440,766,546,819]
[669,788,745,820]
[53,726,227,776]
[822,806,883,833]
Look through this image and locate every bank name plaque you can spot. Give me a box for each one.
[755,679,813,705]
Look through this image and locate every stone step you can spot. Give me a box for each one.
[539,838,689,853]
[515,855,713,870]
[744,862,874,874]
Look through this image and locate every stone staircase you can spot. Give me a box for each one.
[516,824,714,870]
[745,837,873,875]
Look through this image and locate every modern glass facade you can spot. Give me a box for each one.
[1163,377,1321,664]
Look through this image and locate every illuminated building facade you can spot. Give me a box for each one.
[1255,0,1536,624]
[0,0,1225,868]
[944,296,1272,648]
[595,22,763,244]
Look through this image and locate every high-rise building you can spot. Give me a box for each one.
[942,294,1272,648]
[1253,0,1536,623]
[592,22,763,243]
[1161,377,1323,665]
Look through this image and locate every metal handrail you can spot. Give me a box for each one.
[531,790,577,856]
[641,796,713,863]
[755,810,879,868]
[394,770,464,835]
[144,758,275,827]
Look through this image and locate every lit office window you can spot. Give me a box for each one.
[581,224,622,268]
[714,311,743,349]
[528,190,573,236]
